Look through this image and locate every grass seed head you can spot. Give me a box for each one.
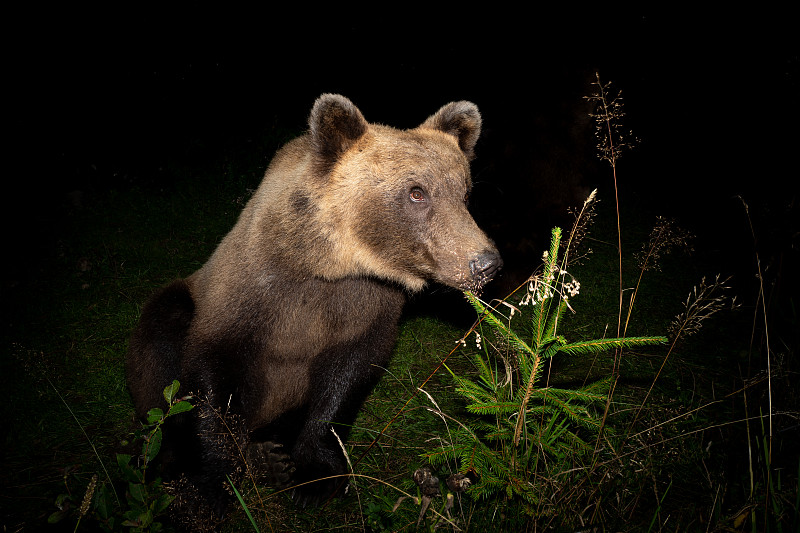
[585,74,640,164]
[668,274,739,341]
[636,216,695,272]
[79,474,97,517]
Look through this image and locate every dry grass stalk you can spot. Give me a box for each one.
[585,73,639,340]
[624,217,695,337]
[668,274,738,342]
[629,274,739,432]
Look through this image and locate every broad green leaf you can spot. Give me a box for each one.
[116,453,141,483]
[163,380,180,404]
[138,508,154,527]
[146,408,164,425]
[152,493,174,515]
[168,399,194,416]
[144,427,162,460]
[94,483,113,520]
[128,481,146,503]
[47,509,69,524]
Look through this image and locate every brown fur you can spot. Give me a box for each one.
[126,94,501,514]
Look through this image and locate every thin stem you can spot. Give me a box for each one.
[594,73,624,340]
[590,73,624,447]
[44,373,119,506]
[739,196,773,526]
[623,224,666,337]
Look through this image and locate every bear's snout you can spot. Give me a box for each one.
[468,251,503,288]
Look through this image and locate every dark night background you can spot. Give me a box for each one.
[6,7,798,299]
[1,6,798,530]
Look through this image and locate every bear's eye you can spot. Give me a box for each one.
[409,187,427,203]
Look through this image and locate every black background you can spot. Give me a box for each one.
[6,7,798,296]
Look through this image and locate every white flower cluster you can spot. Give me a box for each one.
[519,275,549,307]
[563,278,581,298]
[455,331,484,350]
[519,265,580,307]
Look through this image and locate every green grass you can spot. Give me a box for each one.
[2,120,796,532]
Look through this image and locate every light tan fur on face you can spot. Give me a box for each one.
[317,126,481,291]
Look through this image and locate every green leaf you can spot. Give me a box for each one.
[163,380,181,404]
[137,508,154,528]
[128,481,147,503]
[54,492,71,508]
[146,408,164,425]
[167,399,194,416]
[228,475,261,533]
[47,509,69,524]
[94,483,113,520]
[116,453,142,483]
[152,493,175,515]
[144,427,162,460]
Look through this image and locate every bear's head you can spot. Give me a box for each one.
[263,94,502,293]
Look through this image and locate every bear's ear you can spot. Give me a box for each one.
[309,94,369,170]
[419,101,482,160]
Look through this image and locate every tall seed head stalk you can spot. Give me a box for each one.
[585,73,639,353]
[586,75,639,165]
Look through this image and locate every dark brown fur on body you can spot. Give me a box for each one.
[126,94,501,516]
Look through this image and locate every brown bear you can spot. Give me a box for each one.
[126,94,501,514]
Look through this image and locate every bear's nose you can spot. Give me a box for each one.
[469,251,503,284]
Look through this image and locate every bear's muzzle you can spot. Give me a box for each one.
[468,251,503,290]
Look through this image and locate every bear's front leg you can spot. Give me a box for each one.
[177,367,243,517]
[290,332,394,507]
[291,430,349,507]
